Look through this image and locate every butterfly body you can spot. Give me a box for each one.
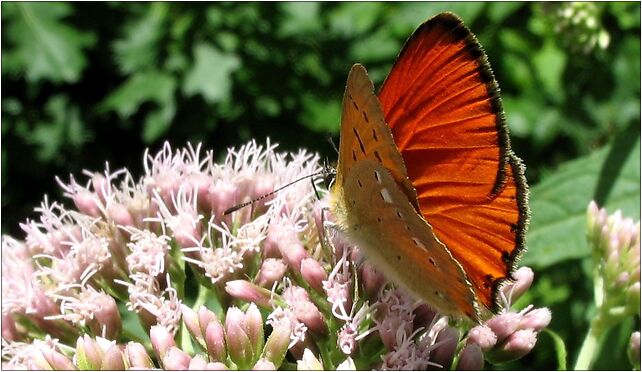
[329,12,529,322]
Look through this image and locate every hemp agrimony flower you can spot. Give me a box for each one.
[2,141,548,370]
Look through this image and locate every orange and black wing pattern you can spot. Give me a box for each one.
[378,12,529,312]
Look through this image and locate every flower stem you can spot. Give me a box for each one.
[574,315,606,370]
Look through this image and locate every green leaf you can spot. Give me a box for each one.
[487,3,524,23]
[300,94,341,134]
[523,125,640,268]
[100,71,176,142]
[543,329,568,370]
[183,43,240,104]
[328,2,384,36]
[2,3,95,83]
[26,96,87,162]
[113,3,168,74]
[101,71,175,117]
[533,40,566,103]
[278,2,321,37]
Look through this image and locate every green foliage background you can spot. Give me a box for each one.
[2,2,640,370]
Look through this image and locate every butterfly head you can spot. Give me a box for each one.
[322,159,337,191]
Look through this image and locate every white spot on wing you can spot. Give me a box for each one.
[374,170,382,183]
[380,188,393,203]
[412,237,426,249]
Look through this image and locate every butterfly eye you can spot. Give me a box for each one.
[323,166,337,190]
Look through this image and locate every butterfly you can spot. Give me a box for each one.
[329,12,529,322]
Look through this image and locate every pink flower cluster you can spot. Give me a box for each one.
[2,141,550,370]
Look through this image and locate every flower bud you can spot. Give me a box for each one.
[2,313,17,342]
[336,357,356,370]
[150,325,176,359]
[125,342,154,369]
[487,329,538,364]
[34,340,77,370]
[301,258,327,293]
[189,354,209,370]
[76,335,102,370]
[360,263,386,299]
[245,303,266,361]
[225,307,253,369]
[486,311,521,342]
[205,315,227,362]
[182,305,204,345]
[519,307,551,331]
[275,225,310,273]
[262,321,291,368]
[501,266,534,302]
[253,358,277,370]
[457,343,484,370]
[107,202,134,227]
[225,280,273,309]
[430,326,460,369]
[467,324,497,352]
[92,173,110,203]
[90,293,122,340]
[297,348,323,370]
[162,346,191,370]
[257,258,288,288]
[101,344,126,370]
[293,300,327,337]
[73,190,102,217]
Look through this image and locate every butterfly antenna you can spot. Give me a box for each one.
[223,171,325,215]
[327,136,339,154]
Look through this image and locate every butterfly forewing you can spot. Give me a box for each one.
[378,13,529,311]
[336,64,419,211]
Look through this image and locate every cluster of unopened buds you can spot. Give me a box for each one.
[2,141,550,370]
[578,201,640,369]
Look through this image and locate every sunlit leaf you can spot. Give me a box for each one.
[533,40,566,104]
[523,126,641,268]
[183,43,240,104]
[278,2,321,37]
[328,2,384,36]
[113,3,168,74]
[2,3,95,83]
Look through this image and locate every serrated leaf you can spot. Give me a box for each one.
[183,44,240,103]
[3,3,95,83]
[113,3,168,74]
[100,71,176,142]
[523,126,640,268]
[100,71,176,117]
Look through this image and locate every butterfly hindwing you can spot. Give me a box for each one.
[340,158,479,320]
[378,12,529,312]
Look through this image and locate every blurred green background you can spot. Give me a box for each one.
[2,2,640,370]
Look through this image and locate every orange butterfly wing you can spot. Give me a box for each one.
[378,13,529,312]
[332,64,480,320]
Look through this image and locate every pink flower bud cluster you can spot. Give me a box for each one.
[466,267,552,366]
[587,201,641,317]
[1,141,549,370]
